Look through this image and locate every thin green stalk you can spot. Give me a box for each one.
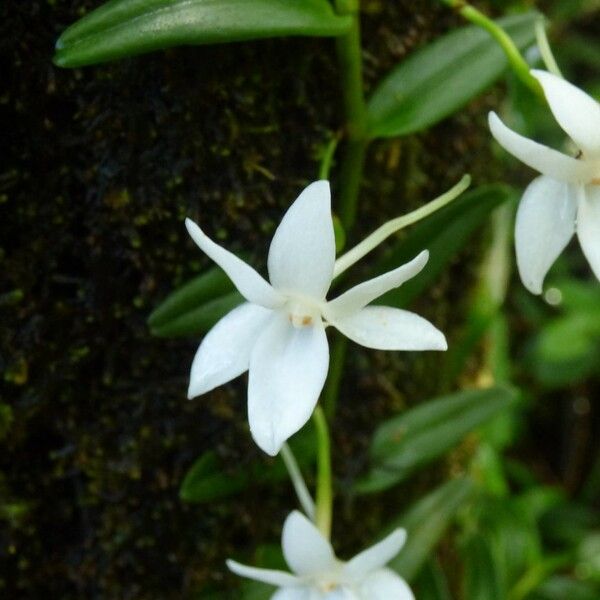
[440,0,544,99]
[322,335,348,418]
[313,406,333,539]
[280,443,315,519]
[334,0,369,231]
[318,136,340,181]
[338,139,368,230]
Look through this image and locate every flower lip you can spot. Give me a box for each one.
[281,292,326,329]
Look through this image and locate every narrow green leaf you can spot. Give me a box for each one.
[150,291,243,338]
[356,386,519,494]
[530,311,600,388]
[367,12,539,138]
[463,533,505,600]
[179,451,249,502]
[148,266,236,329]
[375,185,516,309]
[415,559,452,600]
[180,426,315,503]
[54,0,351,68]
[388,478,474,581]
[530,576,600,600]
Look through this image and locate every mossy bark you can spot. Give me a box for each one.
[2,1,506,597]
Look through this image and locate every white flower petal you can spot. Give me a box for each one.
[325,252,428,319]
[188,302,272,398]
[331,306,447,351]
[248,314,329,456]
[358,569,414,600]
[532,70,600,157]
[282,511,337,577]
[267,181,336,300]
[226,559,300,587]
[577,184,600,280]
[488,112,594,183]
[325,588,360,600]
[185,218,284,308]
[271,587,319,600]
[515,176,577,294]
[343,529,406,580]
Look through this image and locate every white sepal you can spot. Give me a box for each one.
[326,251,428,319]
[532,70,600,157]
[488,113,594,183]
[282,511,337,577]
[577,184,600,280]
[343,529,407,580]
[268,181,335,300]
[185,218,284,308]
[188,302,272,398]
[248,313,329,456]
[226,560,300,587]
[514,176,577,294]
[330,306,447,351]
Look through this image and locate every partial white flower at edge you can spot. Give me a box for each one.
[227,510,414,600]
[185,180,447,456]
[489,69,600,295]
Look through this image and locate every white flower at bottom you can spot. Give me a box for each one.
[227,510,414,600]
[489,69,600,294]
[185,181,446,456]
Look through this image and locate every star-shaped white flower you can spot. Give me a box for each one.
[489,69,600,294]
[185,181,446,455]
[227,510,414,599]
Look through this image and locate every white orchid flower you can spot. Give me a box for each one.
[185,181,446,455]
[227,510,414,599]
[489,69,600,294]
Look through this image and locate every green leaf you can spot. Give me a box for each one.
[180,426,315,503]
[374,185,516,309]
[388,478,474,581]
[463,533,505,600]
[530,311,600,387]
[530,576,600,600]
[356,385,519,494]
[415,560,452,600]
[151,291,243,338]
[54,0,351,68]
[148,265,243,338]
[179,451,249,503]
[367,12,539,138]
[478,497,543,592]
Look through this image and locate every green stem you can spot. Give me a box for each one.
[313,406,333,538]
[318,136,340,181]
[338,139,368,230]
[334,0,369,231]
[440,0,544,99]
[322,335,348,418]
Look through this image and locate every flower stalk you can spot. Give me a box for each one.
[313,406,333,539]
[440,0,544,99]
[280,443,316,520]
